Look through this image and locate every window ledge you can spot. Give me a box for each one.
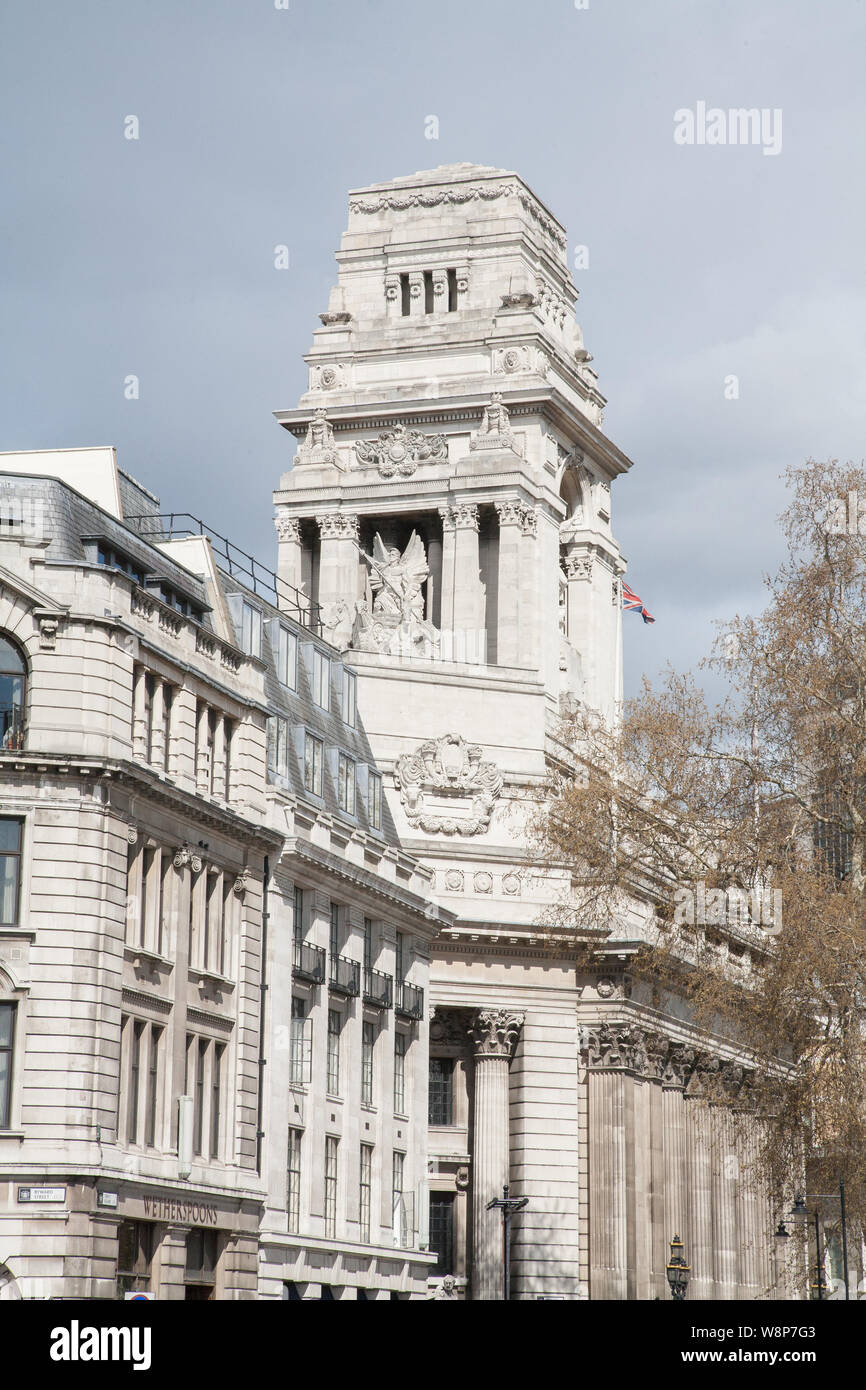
[0,1129,25,1140]
[124,946,174,976]
[188,967,235,999]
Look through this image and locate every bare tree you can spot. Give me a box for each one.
[535,458,866,1246]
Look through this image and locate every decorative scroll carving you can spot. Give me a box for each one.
[394,733,503,836]
[349,184,568,252]
[471,1008,524,1058]
[233,868,250,900]
[126,825,139,846]
[354,422,447,478]
[173,847,191,870]
[295,409,337,466]
[430,1007,472,1049]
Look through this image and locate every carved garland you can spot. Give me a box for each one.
[349,184,567,252]
[394,733,503,836]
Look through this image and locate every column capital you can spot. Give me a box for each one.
[564,552,593,582]
[316,512,359,541]
[494,499,524,527]
[451,502,479,531]
[471,1008,524,1058]
[276,514,302,543]
[519,505,537,537]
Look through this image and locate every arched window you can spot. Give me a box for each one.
[0,637,26,752]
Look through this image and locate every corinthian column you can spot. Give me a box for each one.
[470,1008,524,1300]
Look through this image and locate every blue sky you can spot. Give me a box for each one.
[2,0,864,696]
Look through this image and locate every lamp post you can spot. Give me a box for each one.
[783,1186,849,1300]
[486,1185,528,1301]
[666,1234,691,1300]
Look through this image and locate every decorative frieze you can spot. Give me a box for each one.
[354,422,448,478]
[349,182,568,253]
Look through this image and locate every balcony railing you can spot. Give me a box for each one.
[394,981,424,1020]
[363,968,393,1010]
[292,941,325,985]
[329,954,360,997]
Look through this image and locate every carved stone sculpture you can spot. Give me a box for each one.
[470,1008,524,1058]
[354,422,447,478]
[394,733,503,835]
[295,409,337,466]
[470,393,518,453]
[353,531,440,658]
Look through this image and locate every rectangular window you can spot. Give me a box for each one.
[0,819,23,928]
[292,885,304,943]
[0,1002,15,1129]
[324,1136,338,1239]
[326,1009,341,1096]
[329,902,341,960]
[429,1193,455,1275]
[223,718,233,802]
[361,1020,375,1106]
[447,267,458,312]
[303,732,323,796]
[139,847,155,949]
[392,1150,405,1242]
[363,917,373,973]
[368,771,382,831]
[144,1024,161,1148]
[128,1019,145,1144]
[428,1057,454,1126]
[394,1031,406,1115]
[287,1128,302,1234]
[359,1144,373,1244]
[341,669,356,727]
[117,1220,153,1297]
[241,600,262,658]
[207,709,216,794]
[194,1037,207,1156]
[143,673,155,762]
[277,625,298,689]
[290,996,306,1087]
[337,754,356,814]
[210,1043,224,1159]
[219,875,231,976]
[157,853,170,957]
[312,650,330,710]
[267,716,289,779]
[395,930,405,983]
[162,682,172,772]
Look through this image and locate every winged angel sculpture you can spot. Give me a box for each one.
[353,532,440,658]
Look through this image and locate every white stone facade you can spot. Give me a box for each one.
[0,449,447,1300]
[271,165,781,1300]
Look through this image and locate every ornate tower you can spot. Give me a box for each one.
[272,165,635,1299]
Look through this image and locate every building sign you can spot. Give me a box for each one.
[141,1197,218,1225]
[18,1186,66,1203]
[97,1191,118,1208]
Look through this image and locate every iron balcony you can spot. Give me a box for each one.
[292,940,326,985]
[394,981,424,1020]
[329,954,361,997]
[363,968,393,1009]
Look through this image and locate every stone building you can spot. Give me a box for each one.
[271,163,781,1300]
[0,446,447,1300]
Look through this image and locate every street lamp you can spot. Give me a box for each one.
[666,1234,691,1300]
[784,1184,849,1301]
[486,1185,528,1301]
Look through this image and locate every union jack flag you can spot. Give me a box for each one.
[621,581,655,624]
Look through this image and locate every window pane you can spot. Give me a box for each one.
[0,820,21,855]
[0,638,25,674]
[428,1057,454,1126]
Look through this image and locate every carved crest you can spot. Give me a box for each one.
[354,422,448,478]
[394,733,503,836]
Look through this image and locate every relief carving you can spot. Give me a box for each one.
[394,733,503,836]
[354,422,447,478]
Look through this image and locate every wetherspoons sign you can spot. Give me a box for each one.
[141,1196,218,1225]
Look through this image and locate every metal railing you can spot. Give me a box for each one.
[363,968,393,1009]
[329,954,360,997]
[124,511,321,632]
[292,941,326,984]
[394,981,424,1020]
